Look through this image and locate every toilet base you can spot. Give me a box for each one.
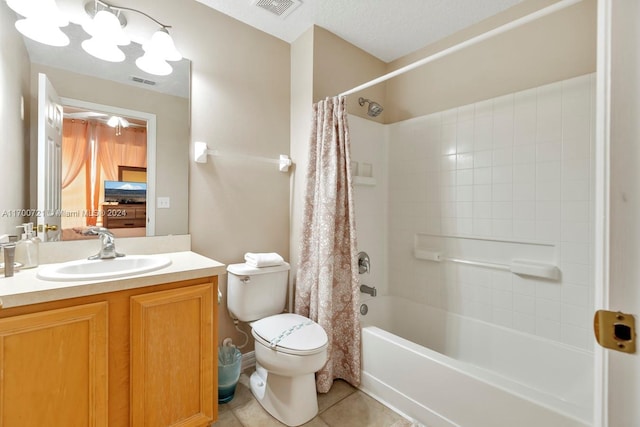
[250,363,319,426]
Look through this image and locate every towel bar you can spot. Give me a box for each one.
[193,141,292,172]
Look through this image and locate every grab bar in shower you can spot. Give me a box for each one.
[193,141,293,172]
[413,249,560,280]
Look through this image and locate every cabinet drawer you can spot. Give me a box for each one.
[106,218,146,228]
[102,204,146,229]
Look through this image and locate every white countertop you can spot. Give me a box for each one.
[0,251,226,309]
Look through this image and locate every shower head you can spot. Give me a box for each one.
[358,97,384,117]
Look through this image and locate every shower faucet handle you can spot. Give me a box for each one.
[358,251,370,274]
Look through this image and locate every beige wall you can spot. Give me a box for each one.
[384,0,597,122]
[176,1,291,349]
[312,26,387,123]
[289,26,387,306]
[0,3,31,234]
[289,28,314,292]
[29,64,190,236]
[290,0,596,129]
[69,0,291,350]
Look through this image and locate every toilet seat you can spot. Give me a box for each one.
[252,313,328,356]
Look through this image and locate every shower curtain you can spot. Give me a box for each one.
[295,96,361,393]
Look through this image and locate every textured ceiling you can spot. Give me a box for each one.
[14,0,526,97]
[195,0,525,62]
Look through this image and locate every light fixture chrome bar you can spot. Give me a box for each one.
[84,0,127,27]
[87,0,171,29]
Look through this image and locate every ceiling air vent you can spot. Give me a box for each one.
[251,0,301,18]
[130,76,157,86]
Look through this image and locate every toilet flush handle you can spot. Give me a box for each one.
[241,276,250,284]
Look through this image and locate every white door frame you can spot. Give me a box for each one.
[36,73,63,242]
[594,0,640,425]
[593,0,611,424]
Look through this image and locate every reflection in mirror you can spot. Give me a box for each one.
[58,102,152,241]
[0,1,191,241]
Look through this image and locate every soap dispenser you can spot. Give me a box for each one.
[15,223,40,269]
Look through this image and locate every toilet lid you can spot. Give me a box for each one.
[252,313,328,355]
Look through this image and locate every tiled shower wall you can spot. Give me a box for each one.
[350,115,389,297]
[384,73,595,350]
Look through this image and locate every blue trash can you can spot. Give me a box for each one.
[218,345,242,403]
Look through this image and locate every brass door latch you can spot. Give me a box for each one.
[594,310,636,354]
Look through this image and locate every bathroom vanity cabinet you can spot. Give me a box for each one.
[0,301,109,426]
[0,277,218,427]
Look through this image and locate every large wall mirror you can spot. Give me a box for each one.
[1,0,190,242]
[54,95,157,242]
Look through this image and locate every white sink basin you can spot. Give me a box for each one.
[37,255,172,281]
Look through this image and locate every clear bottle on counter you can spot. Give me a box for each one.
[15,223,40,269]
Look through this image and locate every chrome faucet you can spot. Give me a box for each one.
[360,284,377,297]
[82,227,125,260]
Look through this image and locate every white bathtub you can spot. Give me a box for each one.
[359,296,592,427]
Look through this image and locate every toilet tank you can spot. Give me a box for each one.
[226,262,290,322]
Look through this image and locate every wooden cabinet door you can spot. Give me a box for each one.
[130,283,214,427]
[0,302,108,427]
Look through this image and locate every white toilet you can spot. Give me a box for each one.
[226,262,328,426]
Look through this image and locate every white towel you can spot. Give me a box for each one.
[244,252,285,268]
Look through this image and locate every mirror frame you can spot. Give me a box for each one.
[60,96,157,236]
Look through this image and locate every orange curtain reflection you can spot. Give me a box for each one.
[96,123,147,180]
[85,136,100,226]
[61,119,89,189]
[60,119,147,227]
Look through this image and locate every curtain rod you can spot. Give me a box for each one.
[339,0,584,97]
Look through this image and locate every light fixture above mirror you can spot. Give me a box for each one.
[81,4,130,62]
[7,0,70,46]
[135,27,183,76]
[5,0,182,75]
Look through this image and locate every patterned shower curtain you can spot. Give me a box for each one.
[295,96,361,393]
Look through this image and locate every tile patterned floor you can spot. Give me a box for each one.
[216,371,415,427]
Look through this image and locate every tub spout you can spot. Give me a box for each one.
[360,284,377,297]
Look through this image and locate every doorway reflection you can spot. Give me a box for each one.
[60,106,147,240]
